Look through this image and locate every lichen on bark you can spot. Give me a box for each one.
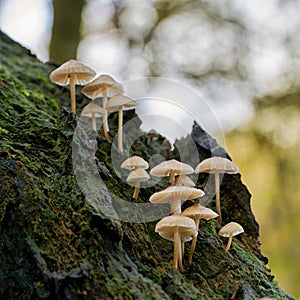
[0,31,295,299]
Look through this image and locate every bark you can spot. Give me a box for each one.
[0,31,295,300]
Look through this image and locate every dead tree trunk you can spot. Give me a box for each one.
[0,31,295,300]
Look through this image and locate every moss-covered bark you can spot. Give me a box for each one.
[0,31,294,299]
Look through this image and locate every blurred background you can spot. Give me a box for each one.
[0,0,299,297]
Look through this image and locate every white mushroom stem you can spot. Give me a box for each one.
[173,229,179,270]
[132,181,140,199]
[170,170,176,186]
[102,91,112,142]
[91,112,97,131]
[181,240,185,258]
[225,233,233,252]
[69,74,76,114]
[178,234,184,272]
[117,107,123,152]
[170,199,182,215]
[188,218,200,264]
[214,172,222,225]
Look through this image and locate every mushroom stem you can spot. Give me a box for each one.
[170,199,181,215]
[102,91,112,142]
[178,234,184,272]
[181,239,185,257]
[170,170,176,186]
[188,218,200,264]
[173,229,179,270]
[117,107,123,152]
[133,181,140,199]
[69,74,76,114]
[215,172,222,225]
[225,233,233,252]
[91,112,97,131]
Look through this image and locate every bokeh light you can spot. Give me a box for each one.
[0,0,53,62]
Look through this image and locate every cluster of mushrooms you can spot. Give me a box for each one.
[121,156,244,272]
[50,59,136,152]
[50,59,244,272]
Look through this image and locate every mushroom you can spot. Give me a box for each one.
[162,138,172,157]
[155,215,196,271]
[81,103,103,131]
[149,186,204,215]
[81,74,123,142]
[181,204,218,264]
[162,138,171,148]
[127,168,150,199]
[195,157,239,225]
[218,222,244,252]
[147,129,159,145]
[121,156,149,170]
[176,175,195,187]
[106,94,137,152]
[49,59,96,114]
[150,159,194,186]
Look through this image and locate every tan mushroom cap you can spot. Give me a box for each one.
[181,203,218,220]
[121,156,149,170]
[81,74,123,99]
[50,59,96,86]
[155,215,197,242]
[218,222,244,237]
[147,129,159,138]
[81,103,104,118]
[162,139,172,150]
[158,229,195,243]
[176,175,195,187]
[149,186,204,204]
[127,168,150,182]
[150,159,194,177]
[106,94,137,112]
[195,157,239,174]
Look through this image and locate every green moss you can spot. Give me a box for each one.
[49,98,60,111]
[0,127,8,134]
[0,30,295,300]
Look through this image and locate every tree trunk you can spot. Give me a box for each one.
[49,0,85,62]
[0,31,295,300]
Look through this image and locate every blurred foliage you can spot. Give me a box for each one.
[226,89,300,298]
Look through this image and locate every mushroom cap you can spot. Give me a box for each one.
[127,168,150,183]
[106,94,137,112]
[162,139,171,150]
[176,175,195,187]
[147,129,159,138]
[81,74,123,99]
[121,156,149,170]
[149,186,205,205]
[49,59,96,86]
[218,222,244,237]
[195,157,239,174]
[155,215,197,242]
[81,103,104,118]
[150,159,194,177]
[159,231,194,243]
[181,203,218,220]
